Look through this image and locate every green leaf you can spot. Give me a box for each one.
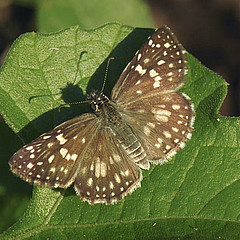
[0,119,31,233]
[36,0,154,32]
[1,23,239,239]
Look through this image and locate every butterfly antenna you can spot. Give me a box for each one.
[59,56,114,112]
[58,100,89,112]
[100,57,115,94]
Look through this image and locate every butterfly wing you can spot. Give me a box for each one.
[10,112,142,204]
[9,113,99,188]
[111,25,194,164]
[117,92,194,164]
[111,25,188,105]
[74,127,142,205]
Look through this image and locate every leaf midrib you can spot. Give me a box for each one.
[7,211,239,240]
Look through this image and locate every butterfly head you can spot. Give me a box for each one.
[86,89,109,112]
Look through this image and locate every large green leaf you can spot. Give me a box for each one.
[0,23,239,240]
[0,119,31,233]
[37,0,154,32]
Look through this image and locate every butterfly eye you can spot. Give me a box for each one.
[90,101,98,111]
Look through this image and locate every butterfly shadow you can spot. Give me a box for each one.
[9,27,155,196]
[86,27,155,97]
[16,27,155,142]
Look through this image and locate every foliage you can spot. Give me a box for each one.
[0,23,239,240]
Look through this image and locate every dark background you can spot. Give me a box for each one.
[0,0,239,116]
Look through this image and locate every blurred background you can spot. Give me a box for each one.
[0,0,239,233]
[0,0,239,115]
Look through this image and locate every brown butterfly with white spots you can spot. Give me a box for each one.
[9,26,195,204]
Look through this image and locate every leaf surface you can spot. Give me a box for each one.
[37,0,154,32]
[0,23,239,240]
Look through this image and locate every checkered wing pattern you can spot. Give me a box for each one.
[111,25,194,164]
[119,92,194,164]
[9,114,99,188]
[74,128,142,204]
[9,112,142,204]
[112,26,188,104]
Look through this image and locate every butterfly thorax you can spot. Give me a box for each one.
[86,89,109,112]
[87,90,148,168]
[87,89,121,126]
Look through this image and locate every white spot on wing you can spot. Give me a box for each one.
[135,64,147,76]
[147,122,155,128]
[144,58,150,64]
[113,153,121,162]
[48,155,55,163]
[172,104,180,110]
[56,133,67,145]
[153,81,160,88]
[152,109,172,116]
[172,127,179,132]
[143,126,151,136]
[163,131,172,139]
[155,143,161,148]
[109,181,114,189]
[164,42,171,48]
[71,154,78,161]
[60,148,68,158]
[154,115,169,122]
[154,76,162,81]
[43,135,51,139]
[47,142,54,148]
[136,80,141,85]
[66,153,71,161]
[95,157,101,178]
[114,173,121,183]
[100,162,107,177]
[109,156,114,164]
[137,53,142,61]
[87,178,93,186]
[27,162,34,169]
[149,69,158,78]
[157,60,165,65]
[166,145,171,150]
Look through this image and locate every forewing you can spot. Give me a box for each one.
[120,92,195,164]
[74,127,142,205]
[9,113,99,188]
[111,25,188,105]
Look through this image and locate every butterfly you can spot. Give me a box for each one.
[9,26,195,205]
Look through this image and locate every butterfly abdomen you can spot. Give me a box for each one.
[100,101,145,163]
